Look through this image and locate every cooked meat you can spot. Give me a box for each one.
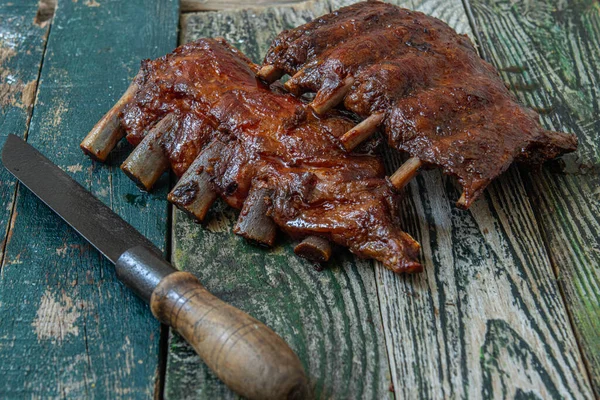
[121,38,261,176]
[86,38,422,273]
[260,0,577,208]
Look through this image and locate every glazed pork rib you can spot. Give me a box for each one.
[80,38,422,274]
[258,0,577,208]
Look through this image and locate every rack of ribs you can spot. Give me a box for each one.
[258,0,577,208]
[80,38,422,274]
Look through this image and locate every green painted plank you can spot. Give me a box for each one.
[0,0,178,398]
[168,4,392,399]
[0,0,48,261]
[464,0,600,395]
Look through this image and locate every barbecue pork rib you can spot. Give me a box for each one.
[82,38,422,274]
[259,0,577,208]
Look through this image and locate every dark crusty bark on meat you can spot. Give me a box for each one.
[260,0,577,208]
[84,38,421,273]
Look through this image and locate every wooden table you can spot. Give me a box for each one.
[0,0,598,398]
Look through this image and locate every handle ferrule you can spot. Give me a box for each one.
[115,246,175,303]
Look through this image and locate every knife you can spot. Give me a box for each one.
[1,134,308,400]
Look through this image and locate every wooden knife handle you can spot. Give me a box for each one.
[150,271,309,400]
[115,246,309,399]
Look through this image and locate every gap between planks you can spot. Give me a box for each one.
[0,9,53,273]
[1,0,178,397]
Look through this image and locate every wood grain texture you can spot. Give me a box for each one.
[464,0,600,395]
[0,0,49,263]
[181,0,308,12]
[177,1,595,399]
[0,0,178,397]
[368,1,594,398]
[168,205,390,398]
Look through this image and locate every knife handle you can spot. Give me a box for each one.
[116,247,309,400]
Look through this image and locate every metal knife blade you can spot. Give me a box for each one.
[1,134,159,263]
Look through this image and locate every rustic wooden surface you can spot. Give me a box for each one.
[365,1,594,398]
[172,0,597,399]
[0,0,597,398]
[181,0,308,12]
[465,0,600,396]
[0,0,48,266]
[0,0,178,398]
[168,208,390,399]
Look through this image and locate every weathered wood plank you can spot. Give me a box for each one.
[360,0,594,398]
[181,0,308,12]
[0,0,178,398]
[0,0,49,263]
[464,0,600,395]
[167,6,392,399]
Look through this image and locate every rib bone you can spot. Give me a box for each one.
[233,187,277,247]
[311,75,354,115]
[340,112,385,151]
[283,68,307,95]
[93,38,424,273]
[168,141,225,222]
[389,157,423,190]
[257,65,284,84]
[294,236,332,263]
[121,113,177,191]
[80,72,141,161]
[457,192,468,209]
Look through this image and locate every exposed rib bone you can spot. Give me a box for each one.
[80,72,141,161]
[294,236,332,263]
[311,75,355,115]
[234,187,277,247]
[389,157,423,190]
[283,68,307,95]
[340,112,385,151]
[167,141,225,222]
[457,192,468,209]
[170,172,217,222]
[121,113,177,191]
[257,65,284,83]
[99,38,425,272]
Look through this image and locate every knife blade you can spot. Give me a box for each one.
[1,134,308,400]
[2,133,158,263]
